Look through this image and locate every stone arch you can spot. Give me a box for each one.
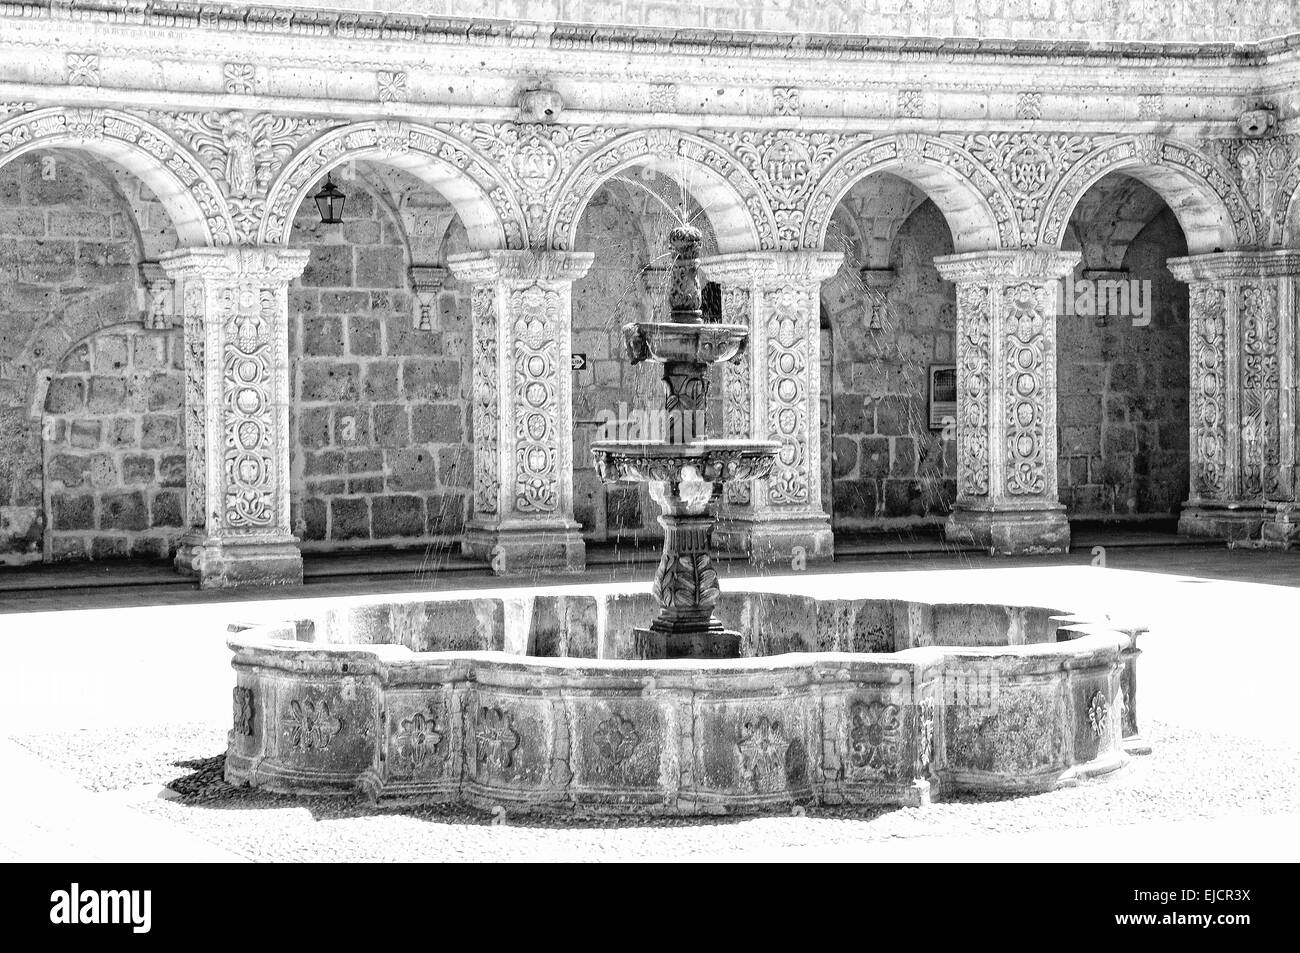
[1039,136,1253,254]
[259,120,526,250]
[803,135,1014,252]
[547,129,771,254]
[0,107,234,246]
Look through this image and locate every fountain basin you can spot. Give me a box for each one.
[591,438,781,486]
[622,321,749,366]
[225,587,1145,814]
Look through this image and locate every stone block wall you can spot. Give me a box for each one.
[0,150,171,563]
[1057,199,1190,519]
[288,166,474,551]
[822,196,958,532]
[42,326,186,560]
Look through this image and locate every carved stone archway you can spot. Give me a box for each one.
[1038,135,1254,254]
[259,120,528,250]
[0,106,235,246]
[803,134,1015,253]
[547,128,772,254]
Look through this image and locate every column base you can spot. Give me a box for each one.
[174,533,303,589]
[714,514,834,567]
[944,505,1070,555]
[461,521,586,575]
[1177,503,1270,541]
[1259,504,1300,550]
[633,627,741,660]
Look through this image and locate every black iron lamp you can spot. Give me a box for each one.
[313,174,345,225]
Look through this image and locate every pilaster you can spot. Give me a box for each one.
[933,249,1079,555]
[700,250,843,565]
[1167,250,1300,544]
[160,246,310,588]
[447,249,594,574]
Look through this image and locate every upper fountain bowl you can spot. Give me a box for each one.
[623,321,748,366]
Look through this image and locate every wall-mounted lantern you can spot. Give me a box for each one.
[313,174,346,225]
[410,265,447,331]
[860,267,895,331]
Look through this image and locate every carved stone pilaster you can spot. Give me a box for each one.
[700,250,843,564]
[1167,250,1300,543]
[447,249,594,574]
[160,246,310,589]
[934,250,1079,555]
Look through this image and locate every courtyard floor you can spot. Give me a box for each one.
[2,542,1299,862]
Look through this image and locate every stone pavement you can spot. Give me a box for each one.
[1,546,1298,861]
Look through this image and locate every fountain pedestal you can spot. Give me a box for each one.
[636,481,737,659]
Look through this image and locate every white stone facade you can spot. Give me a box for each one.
[1,1,1298,584]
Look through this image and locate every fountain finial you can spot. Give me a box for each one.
[668,224,703,324]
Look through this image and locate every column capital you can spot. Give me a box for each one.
[699,250,843,286]
[1167,249,1300,282]
[159,246,310,283]
[446,249,594,284]
[933,249,1080,283]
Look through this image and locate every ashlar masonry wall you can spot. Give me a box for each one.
[288,163,474,551]
[1,149,181,563]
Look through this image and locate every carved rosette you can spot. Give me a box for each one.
[222,287,277,527]
[1168,251,1299,507]
[847,700,903,780]
[161,247,309,542]
[935,251,1078,507]
[511,285,561,513]
[1002,282,1049,496]
[700,252,842,520]
[447,250,593,530]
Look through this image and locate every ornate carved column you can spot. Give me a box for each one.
[1167,251,1300,543]
[447,249,594,574]
[160,247,310,588]
[933,250,1079,554]
[700,250,843,564]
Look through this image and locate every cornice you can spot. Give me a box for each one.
[0,1,1293,70]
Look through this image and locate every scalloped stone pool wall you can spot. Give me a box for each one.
[226,591,1144,814]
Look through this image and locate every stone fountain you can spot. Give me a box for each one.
[221,233,1150,816]
[591,226,780,660]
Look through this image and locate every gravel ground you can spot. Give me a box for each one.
[9,718,1298,862]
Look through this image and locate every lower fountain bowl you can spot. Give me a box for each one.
[225,588,1146,815]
